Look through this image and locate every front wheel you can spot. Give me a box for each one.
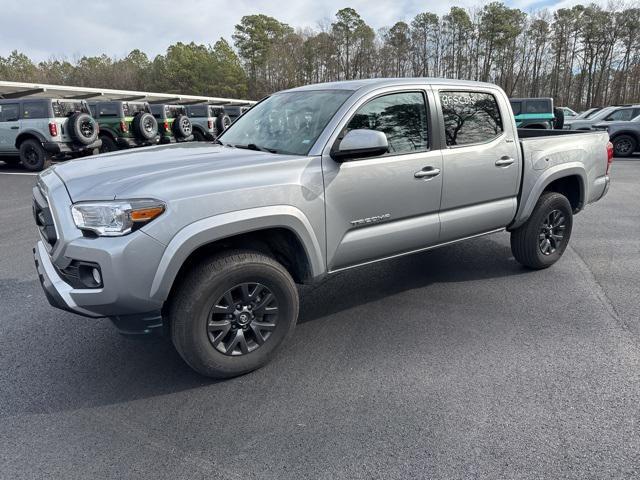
[510,192,573,269]
[169,250,299,378]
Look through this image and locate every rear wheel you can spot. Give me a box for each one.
[510,192,573,269]
[192,129,205,142]
[612,135,637,158]
[19,139,50,172]
[99,135,117,153]
[170,250,299,378]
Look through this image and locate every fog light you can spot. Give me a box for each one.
[92,268,102,286]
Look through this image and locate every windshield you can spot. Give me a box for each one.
[218,90,353,155]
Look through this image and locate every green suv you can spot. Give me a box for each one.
[0,98,100,171]
[89,101,159,153]
[149,104,194,144]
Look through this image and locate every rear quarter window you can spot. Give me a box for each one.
[22,102,48,119]
[440,91,504,146]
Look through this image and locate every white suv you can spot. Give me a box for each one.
[0,98,101,171]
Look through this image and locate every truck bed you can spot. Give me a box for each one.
[512,128,610,228]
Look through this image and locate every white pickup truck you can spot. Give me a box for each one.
[33,78,612,377]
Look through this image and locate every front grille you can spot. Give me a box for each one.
[32,185,57,250]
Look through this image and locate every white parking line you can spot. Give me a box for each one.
[0,171,37,176]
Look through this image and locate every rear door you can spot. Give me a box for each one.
[21,100,50,142]
[433,88,520,242]
[0,103,21,153]
[322,87,443,271]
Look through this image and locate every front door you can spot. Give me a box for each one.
[323,89,443,272]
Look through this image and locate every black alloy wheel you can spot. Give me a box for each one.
[207,282,279,356]
[538,209,566,256]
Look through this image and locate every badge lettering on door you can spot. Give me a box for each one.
[350,213,391,227]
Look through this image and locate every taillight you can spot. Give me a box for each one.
[48,122,58,137]
[120,120,128,133]
[164,121,169,131]
[208,119,213,130]
[606,141,614,175]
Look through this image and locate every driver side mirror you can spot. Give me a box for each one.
[331,129,388,161]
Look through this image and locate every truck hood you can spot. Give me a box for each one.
[51,142,307,201]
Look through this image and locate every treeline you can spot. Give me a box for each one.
[2,2,640,109]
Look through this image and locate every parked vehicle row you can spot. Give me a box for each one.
[0,98,249,170]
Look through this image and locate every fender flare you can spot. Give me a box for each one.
[15,129,47,148]
[98,128,117,140]
[148,205,325,302]
[511,163,587,229]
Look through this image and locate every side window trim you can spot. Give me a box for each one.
[437,89,505,149]
[335,89,431,160]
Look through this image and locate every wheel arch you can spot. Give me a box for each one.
[98,128,116,140]
[149,206,325,304]
[610,130,640,144]
[510,164,586,230]
[15,130,46,149]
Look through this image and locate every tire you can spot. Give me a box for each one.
[99,135,117,153]
[170,250,299,378]
[510,192,573,269]
[553,108,565,130]
[612,134,637,158]
[131,112,158,141]
[192,129,205,142]
[216,113,232,133]
[19,139,50,172]
[172,114,193,139]
[68,112,99,146]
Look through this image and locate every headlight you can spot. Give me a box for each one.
[71,199,165,236]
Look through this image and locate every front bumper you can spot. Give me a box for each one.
[32,170,166,334]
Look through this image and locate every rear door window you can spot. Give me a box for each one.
[0,104,20,122]
[440,91,504,146]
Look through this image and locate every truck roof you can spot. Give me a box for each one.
[285,77,500,93]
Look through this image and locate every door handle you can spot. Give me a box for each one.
[414,167,441,179]
[495,156,515,167]
[10,126,19,130]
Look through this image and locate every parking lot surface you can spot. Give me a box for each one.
[1,158,639,479]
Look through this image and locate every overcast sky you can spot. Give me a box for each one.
[1,0,601,62]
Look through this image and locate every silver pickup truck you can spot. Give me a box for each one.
[33,78,612,378]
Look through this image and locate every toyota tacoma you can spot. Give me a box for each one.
[33,79,612,378]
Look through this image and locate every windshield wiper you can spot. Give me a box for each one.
[234,143,278,154]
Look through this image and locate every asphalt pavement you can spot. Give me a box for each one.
[1,158,639,479]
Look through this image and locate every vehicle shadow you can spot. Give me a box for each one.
[2,234,525,417]
[298,234,524,323]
